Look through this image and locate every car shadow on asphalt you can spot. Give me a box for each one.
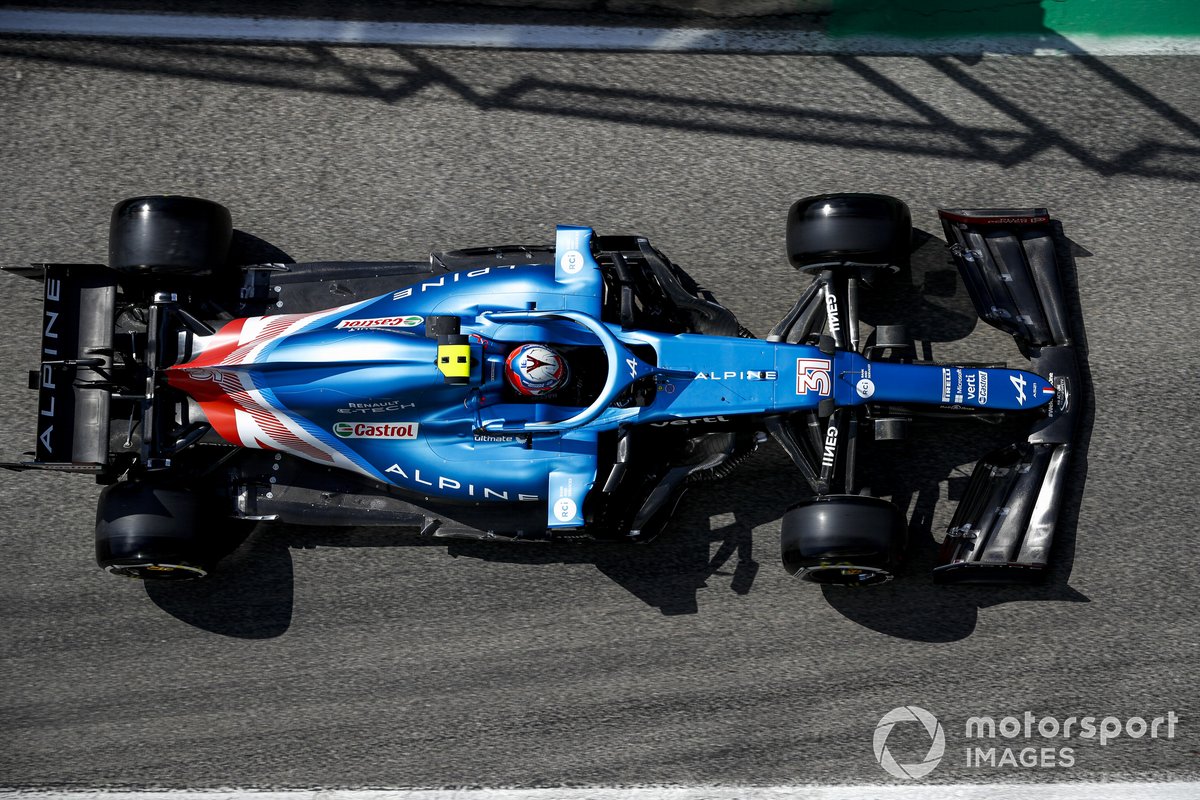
[143,523,296,639]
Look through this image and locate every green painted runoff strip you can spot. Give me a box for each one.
[828,0,1200,38]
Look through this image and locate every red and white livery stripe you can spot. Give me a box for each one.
[167,303,382,476]
[187,304,357,368]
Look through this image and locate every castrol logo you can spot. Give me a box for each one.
[332,421,419,439]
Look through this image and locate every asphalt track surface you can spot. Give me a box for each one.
[0,37,1198,789]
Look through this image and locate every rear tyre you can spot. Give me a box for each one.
[780,494,906,586]
[95,481,243,580]
[109,195,233,274]
[787,193,911,280]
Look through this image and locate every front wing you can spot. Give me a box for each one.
[934,208,1082,583]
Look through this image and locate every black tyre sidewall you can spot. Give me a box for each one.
[95,481,237,580]
[787,193,912,276]
[109,195,232,274]
[780,494,906,586]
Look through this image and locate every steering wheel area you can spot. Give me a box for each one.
[477,310,656,434]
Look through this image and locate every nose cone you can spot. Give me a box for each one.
[1009,371,1057,410]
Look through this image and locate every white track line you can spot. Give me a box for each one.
[2,9,1200,54]
[3,786,1200,800]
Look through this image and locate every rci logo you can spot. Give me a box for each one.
[873,705,946,779]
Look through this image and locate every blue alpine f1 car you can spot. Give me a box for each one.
[3,194,1079,586]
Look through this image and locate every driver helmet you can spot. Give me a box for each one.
[504,343,570,396]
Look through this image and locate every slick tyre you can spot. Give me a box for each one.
[780,494,906,586]
[109,195,233,274]
[95,481,242,580]
[786,193,911,280]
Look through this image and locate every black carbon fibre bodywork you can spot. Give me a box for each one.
[30,264,117,468]
[933,209,1082,583]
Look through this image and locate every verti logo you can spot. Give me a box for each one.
[874,706,946,779]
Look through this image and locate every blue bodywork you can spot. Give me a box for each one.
[171,225,1055,531]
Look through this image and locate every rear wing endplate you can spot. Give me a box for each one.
[4,264,117,469]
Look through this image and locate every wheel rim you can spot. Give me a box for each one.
[798,564,892,586]
[104,562,208,580]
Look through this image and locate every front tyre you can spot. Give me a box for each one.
[786,193,911,281]
[95,481,242,580]
[780,494,906,586]
[109,195,233,274]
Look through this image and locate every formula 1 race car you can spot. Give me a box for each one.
[2,194,1079,586]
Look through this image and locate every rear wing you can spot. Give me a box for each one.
[3,264,117,471]
[934,209,1081,583]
